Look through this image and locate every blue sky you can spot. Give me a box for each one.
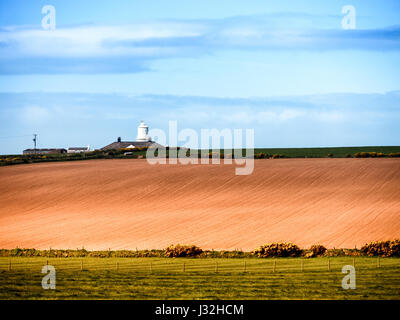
[0,0,399,153]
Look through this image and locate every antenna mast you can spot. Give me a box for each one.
[33,134,37,154]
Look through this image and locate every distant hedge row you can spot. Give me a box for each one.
[354,152,400,158]
[2,241,399,258]
[248,151,400,159]
[0,248,164,258]
[2,148,400,167]
[254,153,286,159]
[0,149,148,166]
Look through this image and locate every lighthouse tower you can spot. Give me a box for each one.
[136,121,151,142]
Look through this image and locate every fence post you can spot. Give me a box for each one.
[80,260,83,271]
[116,262,119,271]
[150,262,152,273]
[273,260,276,273]
[46,260,48,266]
[244,261,247,273]
[328,259,330,271]
[215,261,218,273]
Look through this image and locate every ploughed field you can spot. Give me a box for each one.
[0,158,399,251]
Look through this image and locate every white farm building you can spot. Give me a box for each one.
[67,146,91,153]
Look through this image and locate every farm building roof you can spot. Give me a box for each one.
[68,147,90,150]
[23,148,66,152]
[101,141,161,151]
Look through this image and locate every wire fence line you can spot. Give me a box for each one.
[1,258,399,274]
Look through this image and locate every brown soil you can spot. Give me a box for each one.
[0,158,399,250]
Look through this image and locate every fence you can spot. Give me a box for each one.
[1,257,398,274]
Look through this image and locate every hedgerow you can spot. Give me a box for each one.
[272,154,286,159]
[2,240,400,258]
[354,151,387,158]
[360,240,400,257]
[164,244,203,257]
[252,242,302,258]
[307,244,327,257]
[255,153,268,159]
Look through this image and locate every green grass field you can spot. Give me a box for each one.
[1,257,399,300]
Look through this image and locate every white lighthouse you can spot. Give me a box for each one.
[136,121,151,142]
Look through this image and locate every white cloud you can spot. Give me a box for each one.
[0,23,203,58]
[0,16,399,74]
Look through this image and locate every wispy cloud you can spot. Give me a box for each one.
[0,14,399,74]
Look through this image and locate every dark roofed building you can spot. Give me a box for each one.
[23,148,67,155]
[101,139,159,151]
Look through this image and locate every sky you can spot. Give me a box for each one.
[0,0,399,153]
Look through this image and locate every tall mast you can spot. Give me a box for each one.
[33,134,37,154]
